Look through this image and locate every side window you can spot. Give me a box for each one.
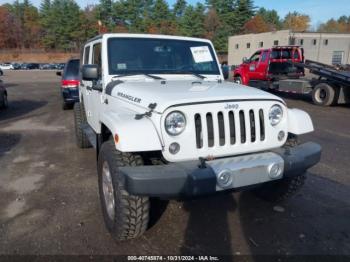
[261,51,268,62]
[250,51,261,62]
[84,46,90,65]
[93,43,102,78]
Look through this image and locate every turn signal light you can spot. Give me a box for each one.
[114,134,119,144]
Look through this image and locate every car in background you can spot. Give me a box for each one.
[56,59,80,110]
[0,78,8,109]
[12,63,21,70]
[0,63,14,70]
[40,63,57,70]
[233,46,304,87]
[21,63,40,70]
[56,63,66,70]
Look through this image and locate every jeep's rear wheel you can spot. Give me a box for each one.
[73,102,91,148]
[98,140,150,241]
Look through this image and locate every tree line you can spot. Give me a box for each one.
[0,0,349,52]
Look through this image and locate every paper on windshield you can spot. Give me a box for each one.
[190,46,213,63]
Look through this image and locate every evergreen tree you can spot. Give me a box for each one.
[97,0,114,30]
[256,7,282,30]
[233,0,256,31]
[180,3,205,37]
[173,0,186,19]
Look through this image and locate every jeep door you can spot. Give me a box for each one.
[88,42,103,131]
[81,44,92,117]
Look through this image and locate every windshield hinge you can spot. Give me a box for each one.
[135,103,157,120]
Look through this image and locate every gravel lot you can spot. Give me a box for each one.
[0,71,349,257]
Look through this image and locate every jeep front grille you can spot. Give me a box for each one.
[194,109,265,149]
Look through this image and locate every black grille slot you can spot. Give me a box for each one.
[249,110,256,142]
[229,111,236,145]
[239,110,246,144]
[259,109,265,141]
[206,113,214,147]
[218,112,225,146]
[195,114,202,148]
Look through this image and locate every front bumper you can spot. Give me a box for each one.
[119,142,321,198]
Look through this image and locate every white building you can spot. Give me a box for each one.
[228,30,350,66]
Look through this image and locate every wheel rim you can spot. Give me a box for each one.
[315,88,327,103]
[235,78,242,84]
[102,161,115,220]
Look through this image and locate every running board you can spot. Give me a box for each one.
[81,124,97,149]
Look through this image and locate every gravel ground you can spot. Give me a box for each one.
[0,71,349,259]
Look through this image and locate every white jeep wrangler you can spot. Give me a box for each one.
[74,34,321,241]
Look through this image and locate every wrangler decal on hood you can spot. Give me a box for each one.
[117,92,142,104]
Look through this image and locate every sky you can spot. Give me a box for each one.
[0,0,348,27]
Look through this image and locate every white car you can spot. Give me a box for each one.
[0,63,14,70]
[74,34,321,241]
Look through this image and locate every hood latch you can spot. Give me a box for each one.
[135,103,157,120]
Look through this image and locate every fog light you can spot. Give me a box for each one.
[268,163,283,179]
[169,143,180,155]
[217,170,233,188]
[278,131,286,141]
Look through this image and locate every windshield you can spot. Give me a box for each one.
[107,38,220,75]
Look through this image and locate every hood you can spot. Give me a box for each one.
[109,79,284,113]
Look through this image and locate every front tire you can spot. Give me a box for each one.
[234,76,243,84]
[73,102,91,148]
[98,140,150,241]
[253,174,306,203]
[253,136,306,202]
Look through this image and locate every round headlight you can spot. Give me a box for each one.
[269,105,283,126]
[165,111,186,136]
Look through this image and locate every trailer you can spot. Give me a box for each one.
[277,60,350,106]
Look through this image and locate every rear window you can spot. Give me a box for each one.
[64,60,80,79]
[271,49,300,60]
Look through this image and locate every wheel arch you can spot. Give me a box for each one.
[99,111,163,153]
[287,108,314,135]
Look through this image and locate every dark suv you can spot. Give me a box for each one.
[57,59,80,110]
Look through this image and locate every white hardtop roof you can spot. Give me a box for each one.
[87,33,212,44]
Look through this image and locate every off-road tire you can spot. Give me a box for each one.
[98,140,150,241]
[253,136,306,202]
[73,102,91,148]
[312,83,338,106]
[253,174,306,203]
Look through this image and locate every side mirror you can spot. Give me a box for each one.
[82,64,99,81]
[242,57,249,63]
[56,71,62,77]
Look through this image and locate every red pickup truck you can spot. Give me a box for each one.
[233,46,305,88]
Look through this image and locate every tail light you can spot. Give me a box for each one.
[61,79,79,88]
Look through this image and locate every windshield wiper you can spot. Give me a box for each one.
[113,74,165,80]
[164,71,207,80]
